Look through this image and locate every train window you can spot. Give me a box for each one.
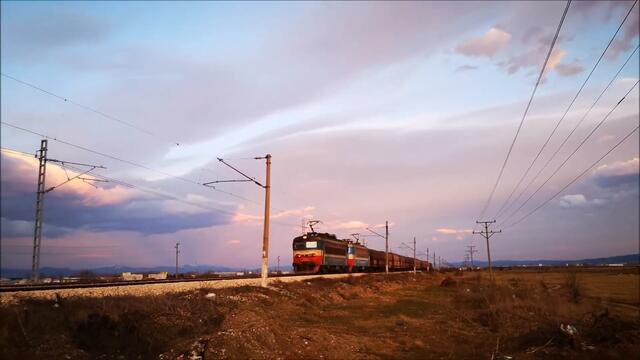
[306,241,318,249]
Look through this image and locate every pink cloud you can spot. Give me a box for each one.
[455,27,511,58]
[1,151,135,206]
[232,205,315,223]
[330,220,368,230]
[594,157,639,177]
[435,228,472,235]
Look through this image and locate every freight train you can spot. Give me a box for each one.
[292,232,431,273]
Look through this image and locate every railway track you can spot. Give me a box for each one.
[0,273,308,293]
[0,270,417,293]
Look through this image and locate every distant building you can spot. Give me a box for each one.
[122,272,143,281]
[148,272,168,280]
[607,263,624,267]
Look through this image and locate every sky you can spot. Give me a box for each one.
[1,1,638,270]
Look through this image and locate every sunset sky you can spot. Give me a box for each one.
[1,1,638,270]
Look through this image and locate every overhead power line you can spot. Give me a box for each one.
[42,159,236,216]
[0,120,266,207]
[0,147,34,158]
[1,146,299,228]
[494,0,639,219]
[497,45,639,221]
[500,80,639,226]
[1,72,181,147]
[505,124,639,229]
[474,0,571,230]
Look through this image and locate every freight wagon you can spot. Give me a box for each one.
[292,232,430,274]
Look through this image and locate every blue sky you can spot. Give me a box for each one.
[1,1,638,270]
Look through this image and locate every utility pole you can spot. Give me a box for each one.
[277,255,280,274]
[366,221,390,274]
[31,140,47,282]
[175,242,180,278]
[30,140,105,282]
[473,220,501,282]
[204,154,271,288]
[467,245,478,268]
[433,252,436,270]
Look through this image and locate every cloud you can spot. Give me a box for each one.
[594,157,639,177]
[1,9,111,60]
[501,46,569,76]
[454,65,479,73]
[232,205,315,223]
[558,194,588,208]
[546,48,566,70]
[435,228,472,235]
[455,27,511,58]
[555,59,585,76]
[592,157,639,188]
[558,194,606,208]
[606,8,639,61]
[1,151,136,206]
[0,152,232,236]
[331,220,369,230]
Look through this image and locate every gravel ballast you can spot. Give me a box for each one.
[0,273,368,304]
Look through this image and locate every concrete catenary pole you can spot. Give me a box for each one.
[467,245,478,268]
[385,221,389,274]
[426,248,430,271]
[413,236,417,274]
[260,154,272,287]
[28,140,103,282]
[31,139,48,282]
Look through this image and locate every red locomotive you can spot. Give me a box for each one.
[292,231,431,274]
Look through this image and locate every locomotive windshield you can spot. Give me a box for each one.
[293,238,321,249]
[294,241,319,249]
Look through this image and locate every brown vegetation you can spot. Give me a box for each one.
[0,268,638,359]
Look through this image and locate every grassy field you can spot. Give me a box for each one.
[0,268,638,359]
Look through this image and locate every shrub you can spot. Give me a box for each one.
[564,270,581,304]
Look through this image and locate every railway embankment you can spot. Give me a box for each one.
[0,272,367,304]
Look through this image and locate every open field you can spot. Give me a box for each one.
[0,268,638,359]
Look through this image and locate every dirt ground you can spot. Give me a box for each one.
[0,268,638,359]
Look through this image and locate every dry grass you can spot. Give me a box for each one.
[0,268,638,359]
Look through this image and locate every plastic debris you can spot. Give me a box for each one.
[560,324,578,336]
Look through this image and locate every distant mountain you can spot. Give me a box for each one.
[0,264,292,279]
[2,254,636,279]
[449,253,639,267]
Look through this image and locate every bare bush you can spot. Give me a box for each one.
[564,270,581,304]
